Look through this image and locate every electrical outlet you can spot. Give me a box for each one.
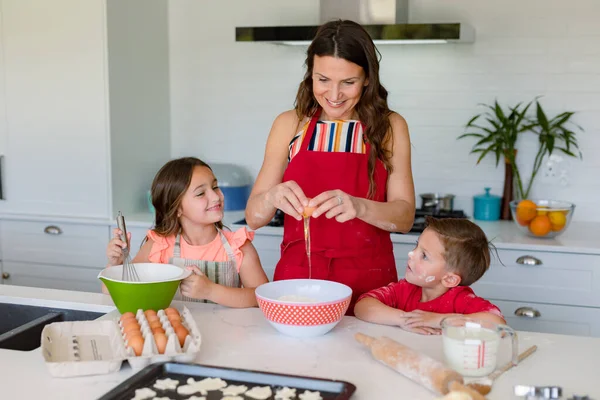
[541,155,570,186]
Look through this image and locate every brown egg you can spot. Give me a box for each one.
[173,324,189,347]
[167,314,182,324]
[122,321,141,336]
[127,335,144,356]
[119,312,136,322]
[151,326,165,335]
[125,329,143,340]
[144,309,157,319]
[170,320,183,329]
[149,320,163,330]
[153,333,168,354]
[146,314,160,323]
[164,307,180,317]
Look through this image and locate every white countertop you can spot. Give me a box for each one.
[1,285,599,400]
[233,220,600,255]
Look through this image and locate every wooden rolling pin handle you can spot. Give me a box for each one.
[448,381,489,400]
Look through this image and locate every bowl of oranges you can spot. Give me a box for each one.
[510,199,575,238]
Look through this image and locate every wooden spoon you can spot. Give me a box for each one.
[467,345,537,395]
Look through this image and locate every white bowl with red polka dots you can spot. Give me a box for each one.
[255,279,352,338]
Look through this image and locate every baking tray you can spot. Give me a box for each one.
[98,362,356,399]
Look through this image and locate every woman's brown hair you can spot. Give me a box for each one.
[424,217,495,286]
[294,20,393,198]
[151,157,223,237]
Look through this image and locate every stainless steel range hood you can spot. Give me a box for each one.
[236,0,474,45]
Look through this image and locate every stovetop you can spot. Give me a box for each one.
[407,209,467,234]
[233,209,467,234]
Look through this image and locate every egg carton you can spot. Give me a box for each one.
[120,307,201,370]
[41,306,201,378]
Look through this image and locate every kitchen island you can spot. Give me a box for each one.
[1,285,599,400]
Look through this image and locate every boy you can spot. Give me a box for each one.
[354,217,505,335]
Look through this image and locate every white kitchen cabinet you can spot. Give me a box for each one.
[471,249,600,308]
[0,0,171,218]
[493,299,600,338]
[251,233,282,281]
[0,218,109,291]
[393,242,414,279]
[1,261,103,293]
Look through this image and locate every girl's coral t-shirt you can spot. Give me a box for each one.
[146,227,254,273]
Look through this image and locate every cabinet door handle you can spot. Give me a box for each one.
[515,307,541,318]
[2,272,9,279]
[516,255,542,266]
[44,225,63,235]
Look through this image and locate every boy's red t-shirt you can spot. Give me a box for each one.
[357,279,504,317]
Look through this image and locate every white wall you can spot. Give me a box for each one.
[107,0,172,217]
[169,0,600,221]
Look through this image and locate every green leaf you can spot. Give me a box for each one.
[458,133,485,140]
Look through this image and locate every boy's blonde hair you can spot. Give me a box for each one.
[424,216,492,286]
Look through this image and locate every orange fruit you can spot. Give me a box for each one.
[548,211,567,232]
[536,205,549,216]
[528,215,552,237]
[516,200,537,225]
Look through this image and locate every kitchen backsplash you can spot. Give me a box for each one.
[168,0,600,221]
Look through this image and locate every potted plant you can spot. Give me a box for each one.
[459,98,583,220]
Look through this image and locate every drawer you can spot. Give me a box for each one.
[1,220,108,268]
[471,249,600,307]
[2,261,103,293]
[493,299,600,338]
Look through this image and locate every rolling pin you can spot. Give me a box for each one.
[355,333,487,400]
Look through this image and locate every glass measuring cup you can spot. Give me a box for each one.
[441,316,518,377]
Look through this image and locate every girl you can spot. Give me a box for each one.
[106,157,268,308]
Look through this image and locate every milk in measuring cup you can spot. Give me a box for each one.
[442,325,499,376]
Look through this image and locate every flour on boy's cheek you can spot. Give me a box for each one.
[425,276,435,283]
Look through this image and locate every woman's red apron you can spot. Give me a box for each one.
[273,109,398,315]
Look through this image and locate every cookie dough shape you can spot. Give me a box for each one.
[299,390,323,400]
[176,377,228,396]
[130,387,156,400]
[221,385,248,396]
[153,378,180,391]
[245,385,273,399]
[275,387,297,399]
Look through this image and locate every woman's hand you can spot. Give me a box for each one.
[309,190,364,223]
[107,228,131,266]
[265,180,309,221]
[180,266,215,300]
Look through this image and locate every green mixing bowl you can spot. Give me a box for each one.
[98,263,191,313]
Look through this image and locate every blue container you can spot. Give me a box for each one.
[210,163,253,211]
[473,187,501,221]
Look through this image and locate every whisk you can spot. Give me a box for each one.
[117,211,140,282]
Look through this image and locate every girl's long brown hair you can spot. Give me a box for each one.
[151,157,223,238]
[295,20,393,198]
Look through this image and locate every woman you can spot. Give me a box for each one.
[245,20,415,314]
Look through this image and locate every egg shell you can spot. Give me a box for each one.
[173,324,189,347]
[153,332,168,354]
[144,309,157,319]
[151,326,165,335]
[164,307,180,317]
[122,322,141,336]
[119,312,136,322]
[127,335,144,356]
